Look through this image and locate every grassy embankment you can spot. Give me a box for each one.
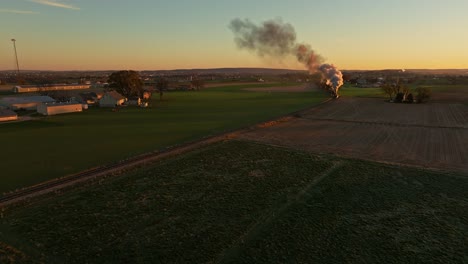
[0,140,466,263]
[0,82,326,193]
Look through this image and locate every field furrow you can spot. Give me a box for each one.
[239,98,468,172]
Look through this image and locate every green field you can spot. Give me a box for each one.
[1,140,466,263]
[0,83,327,194]
[338,84,384,98]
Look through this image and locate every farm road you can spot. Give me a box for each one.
[239,98,468,173]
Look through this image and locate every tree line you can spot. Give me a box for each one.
[107,70,205,101]
[381,83,431,103]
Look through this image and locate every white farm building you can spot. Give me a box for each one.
[0,96,56,110]
[12,84,91,93]
[99,91,126,107]
[37,102,83,116]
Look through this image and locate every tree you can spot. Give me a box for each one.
[406,93,414,103]
[416,87,431,103]
[394,92,404,103]
[107,70,143,98]
[381,84,395,101]
[191,79,205,90]
[400,85,410,101]
[155,78,169,101]
[393,83,402,94]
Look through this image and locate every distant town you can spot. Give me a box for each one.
[2,68,467,89]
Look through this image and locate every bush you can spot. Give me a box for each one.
[416,87,432,103]
[394,92,404,103]
[406,93,414,103]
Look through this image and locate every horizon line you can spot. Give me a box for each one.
[1,67,468,72]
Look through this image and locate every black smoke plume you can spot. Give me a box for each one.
[229,18,297,57]
[229,18,343,97]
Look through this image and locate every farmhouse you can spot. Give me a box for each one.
[0,96,55,110]
[37,102,83,116]
[12,84,91,93]
[99,91,126,107]
[0,108,18,122]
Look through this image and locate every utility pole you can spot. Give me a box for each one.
[11,39,20,75]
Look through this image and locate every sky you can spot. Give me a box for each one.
[1,0,468,71]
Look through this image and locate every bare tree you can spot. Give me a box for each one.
[416,87,432,103]
[400,85,410,101]
[155,78,169,101]
[381,84,395,101]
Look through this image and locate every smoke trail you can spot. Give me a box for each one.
[229,18,297,57]
[319,64,343,98]
[295,44,323,73]
[229,18,343,97]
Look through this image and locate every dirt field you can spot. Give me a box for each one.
[430,86,468,103]
[239,98,468,173]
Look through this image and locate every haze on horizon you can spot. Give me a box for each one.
[1,0,468,71]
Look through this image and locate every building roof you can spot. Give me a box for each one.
[79,92,98,101]
[105,91,126,101]
[14,84,90,88]
[0,108,17,117]
[0,96,55,105]
[43,102,82,108]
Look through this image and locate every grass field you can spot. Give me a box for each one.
[0,83,327,194]
[0,140,466,263]
[338,85,384,98]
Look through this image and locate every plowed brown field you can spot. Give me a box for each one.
[239,98,468,172]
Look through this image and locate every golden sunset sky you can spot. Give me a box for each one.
[1,0,467,70]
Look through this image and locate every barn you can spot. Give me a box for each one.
[99,91,126,107]
[74,92,103,105]
[37,102,83,116]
